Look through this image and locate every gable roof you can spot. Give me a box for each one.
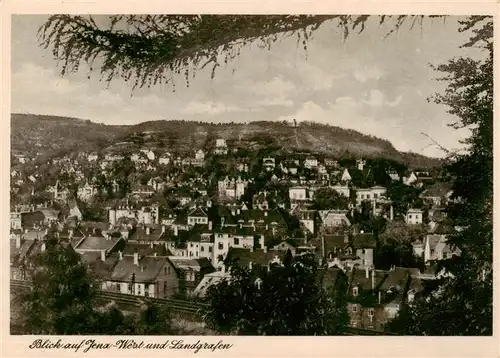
[110,255,172,283]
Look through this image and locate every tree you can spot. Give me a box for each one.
[17,238,100,334]
[388,16,493,335]
[38,15,445,90]
[311,187,349,210]
[203,253,348,335]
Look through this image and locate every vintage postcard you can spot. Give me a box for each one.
[2,1,499,357]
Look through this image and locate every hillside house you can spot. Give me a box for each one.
[218,177,247,200]
[318,210,351,229]
[356,159,366,171]
[139,149,156,161]
[87,152,99,162]
[214,138,228,155]
[187,208,209,226]
[420,182,453,207]
[423,234,461,264]
[304,156,318,169]
[158,152,172,165]
[262,157,276,171]
[109,203,160,226]
[405,208,423,225]
[77,181,98,202]
[355,186,387,206]
[103,252,179,298]
[345,267,422,331]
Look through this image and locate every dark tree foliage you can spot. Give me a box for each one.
[388,16,493,335]
[311,187,350,210]
[17,239,100,334]
[203,253,348,335]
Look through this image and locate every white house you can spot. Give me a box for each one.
[423,234,461,264]
[262,157,275,171]
[355,186,387,206]
[405,208,423,225]
[159,152,172,165]
[356,159,366,171]
[214,138,228,155]
[195,149,205,161]
[289,186,309,201]
[304,156,318,169]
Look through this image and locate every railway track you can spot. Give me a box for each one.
[10,279,207,318]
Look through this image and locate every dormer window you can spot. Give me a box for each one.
[352,287,358,297]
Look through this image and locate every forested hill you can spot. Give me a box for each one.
[11,113,442,169]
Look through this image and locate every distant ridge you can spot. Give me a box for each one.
[11,113,443,169]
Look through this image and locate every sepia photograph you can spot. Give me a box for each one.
[9,14,493,338]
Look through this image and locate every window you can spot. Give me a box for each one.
[116,283,121,292]
[350,320,357,327]
[137,285,142,295]
[209,246,213,253]
[352,287,358,297]
[352,305,358,312]
[145,285,150,297]
[234,238,239,245]
[374,193,378,198]
[201,246,204,252]
[163,281,167,295]
[128,283,133,293]
[409,215,412,219]
[218,242,223,250]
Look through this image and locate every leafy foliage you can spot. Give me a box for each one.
[38,15,447,90]
[203,253,348,335]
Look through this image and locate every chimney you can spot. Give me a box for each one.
[208,221,212,231]
[365,266,369,279]
[321,236,326,258]
[150,242,154,248]
[161,225,166,234]
[264,211,268,217]
[15,235,21,249]
[221,217,225,229]
[119,250,123,260]
[101,250,106,262]
[372,269,375,290]
[141,265,145,272]
[146,226,151,235]
[263,246,268,253]
[41,242,46,252]
[239,223,242,229]
[174,225,178,236]
[134,252,139,266]
[154,252,157,257]
[378,290,381,304]
[390,205,394,221]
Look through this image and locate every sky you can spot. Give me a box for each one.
[11,15,481,158]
